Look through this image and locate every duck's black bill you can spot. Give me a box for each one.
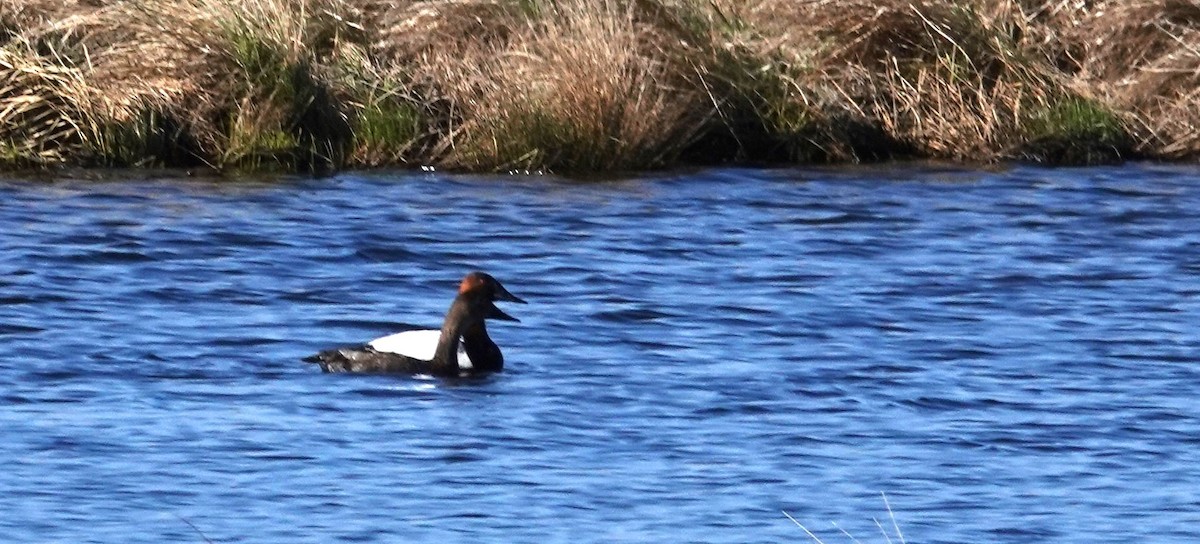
[488,304,520,322]
[495,283,526,304]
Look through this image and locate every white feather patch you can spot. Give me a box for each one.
[368,329,473,369]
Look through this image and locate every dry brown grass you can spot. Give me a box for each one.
[732,0,1069,160]
[2,1,208,166]
[0,0,1191,171]
[714,0,1135,163]
[424,0,717,171]
[0,3,189,166]
[0,45,87,164]
[113,0,365,168]
[362,0,726,171]
[1,0,100,38]
[370,0,525,63]
[1068,0,1200,158]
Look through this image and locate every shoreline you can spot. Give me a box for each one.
[2,1,1198,175]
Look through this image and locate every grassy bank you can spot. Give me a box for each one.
[1,0,1197,173]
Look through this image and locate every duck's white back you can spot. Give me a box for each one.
[368,330,473,369]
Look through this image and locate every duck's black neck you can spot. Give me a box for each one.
[431,296,470,375]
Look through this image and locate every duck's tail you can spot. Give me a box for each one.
[302,348,357,372]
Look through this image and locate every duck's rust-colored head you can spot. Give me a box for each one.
[458,271,525,321]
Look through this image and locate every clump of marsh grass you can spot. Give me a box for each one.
[3,2,211,168]
[1069,0,1200,159]
[0,46,87,166]
[0,7,118,166]
[119,0,363,171]
[809,0,1058,160]
[703,1,993,162]
[0,4,188,169]
[6,1,220,165]
[712,0,1132,164]
[1017,94,1131,164]
[0,0,1195,170]
[677,2,847,163]
[327,41,440,167]
[2,0,446,171]
[402,0,721,172]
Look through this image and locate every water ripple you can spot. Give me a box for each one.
[1,164,1200,543]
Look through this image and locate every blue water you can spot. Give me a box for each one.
[2,164,1199,544]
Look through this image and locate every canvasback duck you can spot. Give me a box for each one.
[305,271,525,376]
